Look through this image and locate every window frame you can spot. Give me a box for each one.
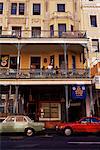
[33,4,41,15]
[11,3,17,15]
[0,3,3,14]
[90,15,97,27]
[19,3,25,15]
[57,4,65,12]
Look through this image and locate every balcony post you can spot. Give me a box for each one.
[14,85,19,114]
[89,85,94,116]
[65,85,69,122]
[63,43,69,76]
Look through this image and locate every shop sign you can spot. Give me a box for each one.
[72,85,86,100]
[0,55,9,67]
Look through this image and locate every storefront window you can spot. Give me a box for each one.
[40,102,60,120]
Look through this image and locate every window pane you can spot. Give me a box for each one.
[90,15,97,27]
[33,4,40,15]
[92,39,99,52]
[57,4,65,12]
[19,3,24,15]
[0,3,3,14]
[11,3,17,15]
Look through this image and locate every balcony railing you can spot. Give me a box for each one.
[0,30,87,39]
[0,68,90,79]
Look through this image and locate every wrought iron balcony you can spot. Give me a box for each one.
[0,68,90,79]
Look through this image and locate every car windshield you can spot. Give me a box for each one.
[25,116,32,122]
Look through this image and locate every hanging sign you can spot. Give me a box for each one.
[72,85,86,100]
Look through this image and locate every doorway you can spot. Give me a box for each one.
[27,103,36,120]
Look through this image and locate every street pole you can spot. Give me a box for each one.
[89,85,94,116]
[63,43,69,122]
[65,85,69,122]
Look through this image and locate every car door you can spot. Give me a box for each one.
[2,116,15,133]
[15,116,28,132]
[75,118,91,133]
[89,118,100,133]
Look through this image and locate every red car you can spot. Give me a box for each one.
[56,117,100,136]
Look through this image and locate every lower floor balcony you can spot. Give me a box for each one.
[0,68,90,79]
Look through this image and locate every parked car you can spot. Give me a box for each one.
[56,117,100,136]
[0,115,45,136]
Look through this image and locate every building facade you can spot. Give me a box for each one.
[80,0,100,117]
[0,0,94,123]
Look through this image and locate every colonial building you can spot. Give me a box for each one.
[80,0,100,117]
[0,0,93,123]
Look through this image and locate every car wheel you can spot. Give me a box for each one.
[25,128,34,137]
[64,128,72,136]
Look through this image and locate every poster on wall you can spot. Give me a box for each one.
[0,55,9,67]
[71,85,86,100]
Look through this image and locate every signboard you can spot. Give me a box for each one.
[0,55,9,67]
[72,85,86,100]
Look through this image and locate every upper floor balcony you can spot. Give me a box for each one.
[50,11,73,20]
[0,30,87,39]
[0,68,90,79]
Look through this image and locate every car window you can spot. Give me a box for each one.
[16,116,24,122]
[24,117,27,122]
[6,116,15,122]
[81,118,90,123]
[91,118,100,123]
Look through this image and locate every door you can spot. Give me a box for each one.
[30,57,41,69]
[72,55,76,70]
[58,24,66,37]
[50,25,54,37]
[2,116,15,132]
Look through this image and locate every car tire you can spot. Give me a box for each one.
[64,128,73,136]
[25,128,34,137]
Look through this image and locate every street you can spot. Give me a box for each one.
[0,134,100,150]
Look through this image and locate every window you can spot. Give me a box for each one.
[92,39,99,52]
[50,25,54,37]
[12,26,22,37]
[19,3,25,15]
[33,4,41,15]
[0,26,2,35]
[11,3,17,15]
[59,54,68,69]
[72,55,76,69]
[58,24,66,37]
[0,3,3,14]
[40,103,60,119]
[31,27,41,37]
[90,15,97,27]
[16,116,24,122]
[10,56,17,69]
[71,25,74,31]
[57,4,65,12]
[31,56,41,69]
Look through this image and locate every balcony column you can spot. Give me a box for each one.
[63,43,69,76]
[89,85,94,116]
[13,85,19,114]
[15,42,23,114]
[65,85,69,122]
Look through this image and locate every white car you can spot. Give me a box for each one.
[0,115,45,136]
